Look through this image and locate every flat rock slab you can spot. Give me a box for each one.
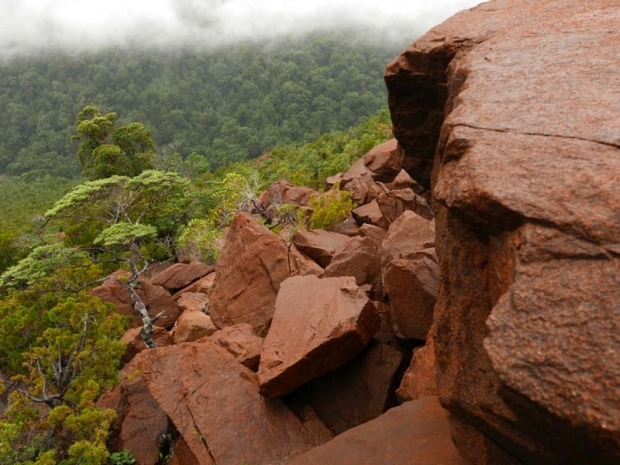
[292,229,351,268]
[210,212,290,335]
[206,323,263,371]
[258,275,379,397]
[150,263,213,293]
[286,396,466,465]
[139,342,332,465]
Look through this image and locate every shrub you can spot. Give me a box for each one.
[308,185,355,230]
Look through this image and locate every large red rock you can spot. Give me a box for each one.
[258,275,379,397]
[309,340,403,434]
[139,341,332,465]
[90,271,134,318]
[288,244,324,278]
[292,229,350,268]
[174,271,216,296]
[324,236,380,288]
[150,263,213,293]
[362,138,404,181]
[386,1,620,462]
[351,200,388,229]
[174,291,209,313]
[120,326,173,364]
[396,330,437,403]
[258,180,317,208]
[286,396,466,465]
[382,254,439,340]
[172,310,217,344]
[378,210,435,268]
[206,323,263,371]
[340,158,375,205]
[97,359,169,465]
[376,188,434,223]
[210,212,290,335]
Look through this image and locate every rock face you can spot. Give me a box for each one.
[258,275,379,397]
[139,342,332,465]
[292,229,351,268]
[210,212,291,335]
[286,396,466,465]
[386,1,620,463]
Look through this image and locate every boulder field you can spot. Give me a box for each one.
[96,1,619,463]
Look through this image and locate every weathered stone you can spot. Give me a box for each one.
[386,169,428,195]
[386,1,620,462]
[169,436,201,465]
[376,187,434,223]
[97,358,169,465]
[351,200,389,229]
[210,212,290,335]
[174,292,209,313]
[150,263,213,293]
[120,326,173,365]
[90,271,134,319]
[175,271,216,296]
[378,210,435,268]
[140,342,332,465]
[206,323,263,371]
[331,213,362,237]
[172,311,217,344]
[288,244,324,278]
[340,158,375,205]
[292,229,350,268]
[258,180,317,208]
[362,138,404,181]
[358,223,387,243]
[286,396,466,465]
[258,275,379,397]
[383,254,438,340]
[396,330,437,402]
[309,340,403,434]
[138,279,181,329]
[324,236,380,288]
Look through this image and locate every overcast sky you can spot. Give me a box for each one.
[0,0,483,57]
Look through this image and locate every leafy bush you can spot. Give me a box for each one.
[308,186,355,230]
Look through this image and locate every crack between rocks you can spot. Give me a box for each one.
[453,123,620,150]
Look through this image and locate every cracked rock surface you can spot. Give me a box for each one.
[386,1,620,463]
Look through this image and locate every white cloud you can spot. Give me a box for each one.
[0,0,482,56]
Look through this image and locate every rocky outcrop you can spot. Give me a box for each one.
[210,212,291,335]
[258,275,379,397]
[150,263,213,293]
[139,341,332,465]
[292,229,350,268]
[207,323,263,371]
[386,1,620,463]
[286,396,466,465]
[396,330,437,402]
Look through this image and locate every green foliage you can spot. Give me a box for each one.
[0,33,403,178]
[176,219,222,265]
[109,450,136,465]
[309,186,356,230]
[74,105,156,180]
[0,291,127,464]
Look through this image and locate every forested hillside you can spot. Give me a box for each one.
[0,32,403,178]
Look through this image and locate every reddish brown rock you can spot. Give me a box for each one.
[90,271,134,318]
[386,169,428,196]
[174,292,209,313]
[358,223,387,243]
[376,187,434,223]
[331,213,362,237]
[258,275,379,397]
[258,180,317,208]
[175,271,216,296]
[378,210,435,267]
[362,138,404,181]
[386,1,620,462]
[210,212,291,335]
[172,311,217,344]
[351,200,389,229]
[207,323,263,371]
[324,236,380,288]
[396,330,437,402]
[140,341,332,465]
[150,263,213,293]
[120,326,173,365]
[169,436,201,465]
[309,340,403,434]
[292,229,350,268]
[138,279,181,329]
[383,254,439,340]
[97,358,169,465]
[340,158,375,205]
[286,396,466,465]
[288,244,324,278]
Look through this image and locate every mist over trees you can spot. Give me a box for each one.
[0,32,404,179]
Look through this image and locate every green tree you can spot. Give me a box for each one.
[73,105,156,180]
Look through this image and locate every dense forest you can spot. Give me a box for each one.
[0,31,404,179]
